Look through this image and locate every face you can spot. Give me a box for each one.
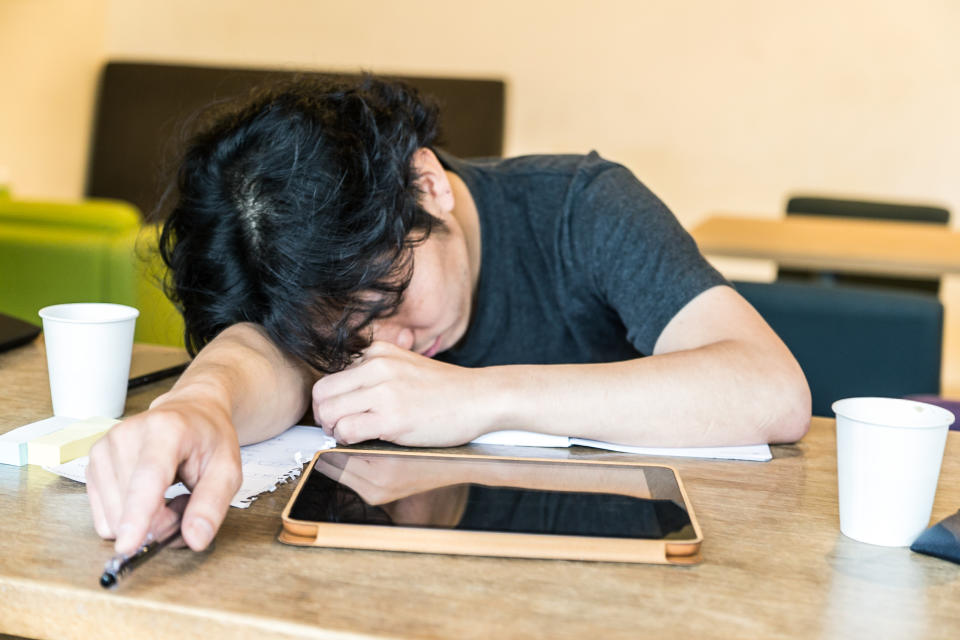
[368,228,474,357]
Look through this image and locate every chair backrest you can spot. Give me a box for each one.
[786,196,949,225]
[735,280,943,417]
[86,61,507,221]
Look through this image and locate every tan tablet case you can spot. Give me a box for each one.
[280,448,702,565]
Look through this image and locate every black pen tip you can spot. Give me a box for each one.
[100,572,117,589]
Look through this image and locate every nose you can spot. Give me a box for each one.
[371,321,415,350]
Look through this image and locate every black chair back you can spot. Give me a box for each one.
[86,62,506,221]
[779,196,950,295]
[786,196,949,224]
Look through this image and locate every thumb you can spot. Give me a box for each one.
[180,456,242,551]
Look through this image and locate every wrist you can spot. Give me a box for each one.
[468,365,527,435]
[150,375,233,416]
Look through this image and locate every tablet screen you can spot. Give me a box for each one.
[288,451,697,541]
[0,312,40,353]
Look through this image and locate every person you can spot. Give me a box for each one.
[87,75,810,557]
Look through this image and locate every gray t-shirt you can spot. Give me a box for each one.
[436,151,727,367]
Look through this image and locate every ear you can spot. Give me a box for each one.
[411,148,454,216]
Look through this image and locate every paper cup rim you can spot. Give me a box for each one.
[832,396,955,430]
[39,303,139,324]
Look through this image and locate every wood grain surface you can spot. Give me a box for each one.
[1,338,958,639]
[691,214,960,277]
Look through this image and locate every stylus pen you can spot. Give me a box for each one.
[127,363,189,390]
[100,515,183,589]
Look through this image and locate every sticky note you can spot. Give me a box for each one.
[27,416,119,466]
[0,416,80,466]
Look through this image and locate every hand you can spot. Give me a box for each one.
[86,387,242,555]
[312,341,488,446]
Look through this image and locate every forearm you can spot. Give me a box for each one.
[473,340,810,447]
[153,323,313,445]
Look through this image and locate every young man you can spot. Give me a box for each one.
[87,76,810,557]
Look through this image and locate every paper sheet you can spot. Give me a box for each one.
[473,430,771,461]
[472,429,572,448]
[45,425,336,508]
[569,437,772,461]
[42,422,769,510]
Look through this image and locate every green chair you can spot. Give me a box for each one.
[0,192,183,346]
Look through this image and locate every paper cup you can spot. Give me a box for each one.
[39,303,139,419]
[833,397,954,547]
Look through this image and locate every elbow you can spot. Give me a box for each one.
[767,391,811,444]
[761,363,812,444]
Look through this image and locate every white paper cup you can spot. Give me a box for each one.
[39,303,139,419]
[833,397,954,547]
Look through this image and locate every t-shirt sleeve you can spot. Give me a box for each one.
[565,159,728,355]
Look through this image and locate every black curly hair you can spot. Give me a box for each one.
[159,75,444,373]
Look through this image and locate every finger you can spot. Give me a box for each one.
[102,429,140,522]
[315,386,381,431]
[86,439,126,538]
[180,455,242,552]
[145,494,191,549]
[312,354,396,401]
[165,494,191,548]
[363,340,405,358]
[312,367,367,404]
[166,492,191,518]
[343,341,388,367]
[114,445,179,555]
[313,372,362,425]
[85,472,113,539]
[332,411,386,445]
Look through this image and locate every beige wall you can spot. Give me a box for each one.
[2,0,957,230]
[0,0,108,199]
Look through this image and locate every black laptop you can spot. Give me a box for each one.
[0,311,41,352]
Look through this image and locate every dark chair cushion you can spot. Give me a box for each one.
[736,280,943,417]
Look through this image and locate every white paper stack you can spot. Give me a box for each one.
[473,430,772,461]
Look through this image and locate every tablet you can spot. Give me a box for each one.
[280,449,702,564]
[0,312,40,353]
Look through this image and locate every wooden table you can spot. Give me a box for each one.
[2,340,959,639]
[691,214,960,278]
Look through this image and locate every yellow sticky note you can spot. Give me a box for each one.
[27,416,119,466]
